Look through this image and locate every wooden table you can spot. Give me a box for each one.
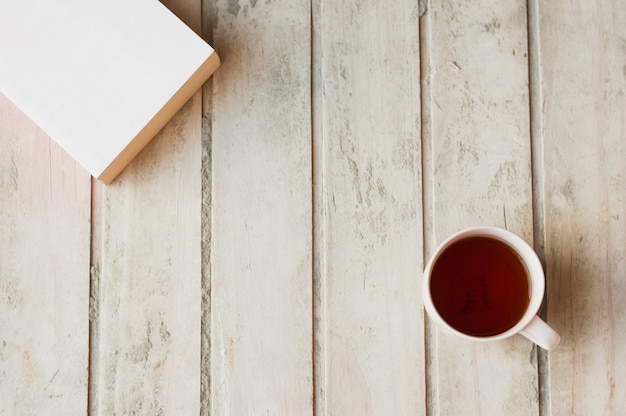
[1,0,623,414]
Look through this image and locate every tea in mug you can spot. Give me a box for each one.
[430,236,530,337]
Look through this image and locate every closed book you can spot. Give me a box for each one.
[0,0,220,184]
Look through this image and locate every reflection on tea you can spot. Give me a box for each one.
[430,236,530,337]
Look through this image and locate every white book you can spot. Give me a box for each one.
[0,0,220,184]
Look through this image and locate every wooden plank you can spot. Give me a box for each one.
[423,0,540,414]
[314,1,424,414]
[207,0,313,413]
[91,97,203,414]
[90,0,204,413]
[536,1,626,414]
[0,93,91,415]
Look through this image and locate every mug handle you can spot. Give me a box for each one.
[519,315,561,351]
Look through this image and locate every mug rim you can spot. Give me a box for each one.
[422,226,545,342]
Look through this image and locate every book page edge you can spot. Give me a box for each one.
[96,51,221,184]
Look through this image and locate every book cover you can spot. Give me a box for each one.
[0,0,220,184]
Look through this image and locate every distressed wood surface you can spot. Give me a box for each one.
[207,0,313,414]
[422,0,539,414]
[0,93,91,415]
[90,95,203,415]
[314,0,424,414]
[537,1,626,414]
[3,0,626,414]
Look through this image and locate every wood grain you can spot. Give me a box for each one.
[537,1,626,413]
[3,0,626,413]
[207,0,313,413]
[422,0,539,414]
[0,93,91,415]
[314,0,424,414]
[91,93,203,414]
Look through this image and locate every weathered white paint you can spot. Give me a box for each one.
[537,1,626,414]
[208,0,314,414]
[90,87,203,414]
[91,90,203,415]
[0,93,91,415]
[422,0,540,414]
[314,0,424,414]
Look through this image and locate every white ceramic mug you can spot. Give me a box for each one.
[423,226,560,351]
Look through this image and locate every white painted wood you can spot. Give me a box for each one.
[208,0,313,414]
[4,0,626,413]
[314,1,424,414]
[0,0,218,183]
[536,2,626,414]
[0,93,91,415]
[423,0,539,414]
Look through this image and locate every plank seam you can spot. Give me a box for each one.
[311,0,326,413]
[87,178,102,416]
[419,2,437,415]
[200,1,215,414]
[526,0,550,414]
